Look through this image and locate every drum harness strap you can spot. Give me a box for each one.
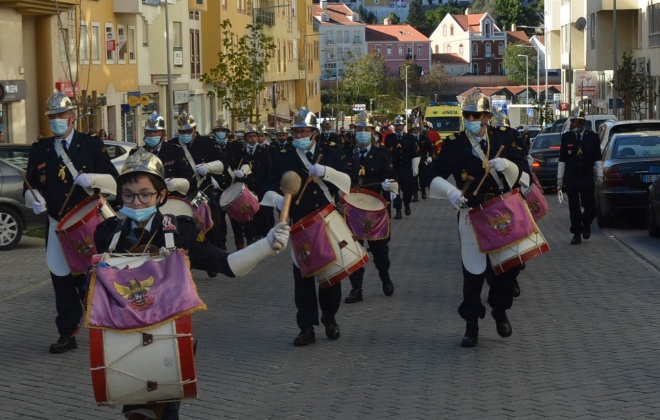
[296,148,334,203]
[107,216,160,254]
[466,131,504,192]
[179,138,204,189]
[54,137,81,180]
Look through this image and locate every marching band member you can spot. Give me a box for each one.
[345,112,398,304]
[263,108,352,347]
[93,148,290,420]
[384,115,420,219]
[411,120,433,201]
[24,90,119,354]
[319,118,341,145]
[274,124,293,151]
[426,89,530,348]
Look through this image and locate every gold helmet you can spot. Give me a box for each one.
[213,117,230,131]
[244,123,259,134]
[354,110,375,128]
[393,115,406,126]
[292,107,318,129]
[177,111,196,130]
[145,112,166,132]
[276,124,290,134]
[490,110,510,127]
[257,123,268,134]
[462,88,491,113]
[570,107,585,120]
[119,147,165,180]
[44,90,76,116]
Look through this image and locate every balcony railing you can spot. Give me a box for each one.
[254,9,275,26]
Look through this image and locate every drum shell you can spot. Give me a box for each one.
[160,196,194,218]
[219,182,259,222]
[342,189,390,241]
[522,183,548,222]
[488,228,550,274]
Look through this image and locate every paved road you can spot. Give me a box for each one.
[1,192,659,419]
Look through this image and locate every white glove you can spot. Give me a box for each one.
[276,196,284,211]
[557,178,563,189]
[448,189,467,209]
[74,173,92,188]
[234,169,245,178]
[309,164,326,177]
[426,156,433,163]
[596,176,603,187]
[211,177,220,190]
[196,163,210,177]
[381,180,392,192]
[489,158,508,172]
[557,189,564,204]
[412,167,419,177]
[267,222,291,251]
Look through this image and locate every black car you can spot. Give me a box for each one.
[528,132,561,191]
[596,132,660,227]
[648,175,660,237]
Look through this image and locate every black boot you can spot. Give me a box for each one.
[404,203,411,216]
[492,310,512,337]
[512,278,521,298]
[570,234,582,245]
[49,335,77,354]
[583,224,592,239]
[344,288,363,303]
[380,273,394,296]
[320,313,340,340]
[293,326,316,346]
[412,193,419,202]
[394,210,402,220]
[461,321,479,348]
[421,189,427,199]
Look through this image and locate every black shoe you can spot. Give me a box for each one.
[421,191,426,199]
[344,288,363,303]
[461,321,478,348]
[492,310,512,338]
[207,271,217,278]
[293,327,316,346]
[320,313,340,340]
[583,225,591,239]
[394,210,402,220]
[49,335,77,354]
[512,279,521,298]
[571,234,582,245]
[412,193,419,202]
[382,279,394,296]
[404,204,411,216]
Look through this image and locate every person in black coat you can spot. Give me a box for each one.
[411,121,434,201]
[384,115,419,219]
[263,108,352,347]
[557,108,604,245]
[23,90,119,354]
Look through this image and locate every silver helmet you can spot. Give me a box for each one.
[44,90,76,116]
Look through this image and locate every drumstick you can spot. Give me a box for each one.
[461,176,475,196]
[273,171,302,251]
[230,159,244,186]
[295,153,323,206]
[19,171,39,201]
[59,181,78,217]
[473,145,505,196]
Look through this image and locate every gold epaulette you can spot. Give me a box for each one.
[329,141,336,146]
[446,134,457,141]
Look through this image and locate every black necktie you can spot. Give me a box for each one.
[61,139,68,152]
[359,151,366,164]
[479,139,487,154]
[306,151,314,163]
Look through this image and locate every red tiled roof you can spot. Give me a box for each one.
[431,53,468,64]
[459,85,563,97]
[365,24,429,42]
[507,30,530,44]
[449,13,501,33]
[312,3,362,25]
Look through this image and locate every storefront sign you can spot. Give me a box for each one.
[174,90,189,104]
[0,80,27,102]
[55,81,80,97]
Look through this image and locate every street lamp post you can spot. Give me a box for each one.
[517,54,529,105]
[370,98,374,113]
[405,65,410,121]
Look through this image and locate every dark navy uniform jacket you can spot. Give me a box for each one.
[240,144,273,198]
[384,132,419,170]
[25,131,119,221]
[173,134,228,195]
[148,141,195,196]
[351,145,398,193]
[559,129,602,178]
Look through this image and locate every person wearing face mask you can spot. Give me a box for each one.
[410,120,433,201]
[558,107,603,245]
[262,108,352,347]
[319,119,340,146]
[257,122,278,161]
[344,111,398,304]
[425,89,531,348]
[23,90,119,354]
[384,115,420,219]
[274,124,292,152]
[93,148,290,420]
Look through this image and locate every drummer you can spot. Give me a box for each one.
[23,90,119,354]
[263,107,352,347]
[93,148,290,420]
[426,89,530,348]
[344,111,398,304]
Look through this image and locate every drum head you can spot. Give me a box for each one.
[59,197,102,230]
[160,197,194,217]
[343,192,386,211]
[219,182,244,207]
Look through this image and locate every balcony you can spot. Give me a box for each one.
[592,0,639,10]
[254,9,275,26]
[485,53,495,59]
[0,0,76,15]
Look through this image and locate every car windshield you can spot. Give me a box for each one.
[613,135,660,159]
[0,147,30,170]
[531,134,561,150]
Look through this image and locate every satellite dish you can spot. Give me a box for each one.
[576,17,587,31]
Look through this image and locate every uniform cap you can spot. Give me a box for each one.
[244,123,259,134]
[44,90,76,116]
[257,123,268,134]
[213,117,230,131]
[276,124,290,134]
[570,107,585,120]
[119,147,165,180]
[145,112,166,131]
[354,110,375,128]
[291,107,318,129]
[393,115,406,126]
[177,111,196,130]
[490,110,510,127]
[462,88,491,113]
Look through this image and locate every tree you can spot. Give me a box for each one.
[388,13,401,24]
[612,51,660,120]
[494,0,522,31]
[423,3,463,37]
[406,0,426,29]
[469,0,496,13]
[201,20,276,126]
[502,43,537,85]
[340,50,389,108]
[424,64,450,94]
[357,6,378,24]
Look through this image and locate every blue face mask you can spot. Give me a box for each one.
[179,134,193,144]
[355,131,372,146]
[293,137,312,150]
[119,205,158,222]
[50,119,69,137]
[214,132,227,144]
[144,135,162,148]
[465,120,483,135]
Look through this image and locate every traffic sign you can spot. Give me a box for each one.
[352,103,366,111]
[527,108,534,117]
[559,102,569,111]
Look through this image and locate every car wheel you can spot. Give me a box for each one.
[596,203,614,228]
[648,202,660,238]
[0,206,24,251]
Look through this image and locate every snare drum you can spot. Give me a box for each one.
[219,182,260,222]
[56,195,115,275]
[522,182,548,222]
[290,204,369,288]
[488,229,550,275]
[187,191,214,238]
[342,189,390,241]
[160,196,194,218]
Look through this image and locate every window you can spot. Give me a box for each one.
[472,43,478,56]
[407,45,412,57]
[499,62,504,75]
[589,13,596,49]
[498,42,503,56]
[443,25,447,36]
[91,23,101,64]
[459,44,464,55]
[222,0,227,9]
[484,21,490,37]
[117,25,126,63]
[344,30,349,44]
[472,63,478,74]
[190,28,200,78]
[651,4,660,47]
[485,42,491,56]
[375,45,381,55]
[445,44,451,53]
[398,45,403,55]
[434,45,439,54]
[417,44,422,57]
[80,22,90,63]
[486,63,491,73]
[387,44,392,55]
[105,23,115,64]
[173,21,182,48]
[189,10,200,20]
[59,27,73,61]
[128,26,136,62]
[450,25,454,36]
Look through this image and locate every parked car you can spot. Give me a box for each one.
[648,175,660,237]
[545,118,568,133]
[0,145,45,250]
[103,140,136,173]
[528,132,562,191]
[597,119,660,151]
[596,132,660,227]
